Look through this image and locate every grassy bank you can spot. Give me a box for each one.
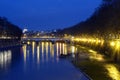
[72,46,120,80]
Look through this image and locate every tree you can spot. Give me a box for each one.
[0,17,22,39]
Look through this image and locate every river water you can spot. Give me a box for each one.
[0,41,89,80]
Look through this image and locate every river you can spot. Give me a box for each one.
[0,41,89,80]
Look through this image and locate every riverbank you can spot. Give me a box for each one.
[71,45,120,80]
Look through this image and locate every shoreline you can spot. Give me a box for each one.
[65,54,92,80]
[69,45,120,80]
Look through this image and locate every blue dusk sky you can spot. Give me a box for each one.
[0,0,102,31]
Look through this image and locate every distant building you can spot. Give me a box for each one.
[23,28,28,33]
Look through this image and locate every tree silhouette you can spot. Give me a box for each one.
[0,17,22,39]
[59,0,120,39]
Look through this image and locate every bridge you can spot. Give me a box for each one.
[21,37,71,44]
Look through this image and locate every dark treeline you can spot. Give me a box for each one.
[59,0,120,39]
[56,0,120,62]
[0,17,22,40]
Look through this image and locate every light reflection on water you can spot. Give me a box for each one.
[1,41,120,80]
[37,45,40,64]
[0,42,89,80]
[71,46,77,58]
[32,41,35,58]
[105,64,120,80]
[22,41,75,64]
[22,45,27,63]
[0,50,12,68]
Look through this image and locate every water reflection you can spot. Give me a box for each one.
[0,46,21,71]
[37,45,40,64]
[41,42,44,62]
[22,42,76,64]
[71,46,76,53]
[56,43,59,57]
[32,41,35,58]
[0,43,89,80]
[70,46,77,58]
[64,43,67,55]
[51,44,54,58]
[22,45,27,62]
[105,64,120,80]
[0,50,12,68]
[60,43,62,54]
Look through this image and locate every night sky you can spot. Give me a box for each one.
[0,0,102,31]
